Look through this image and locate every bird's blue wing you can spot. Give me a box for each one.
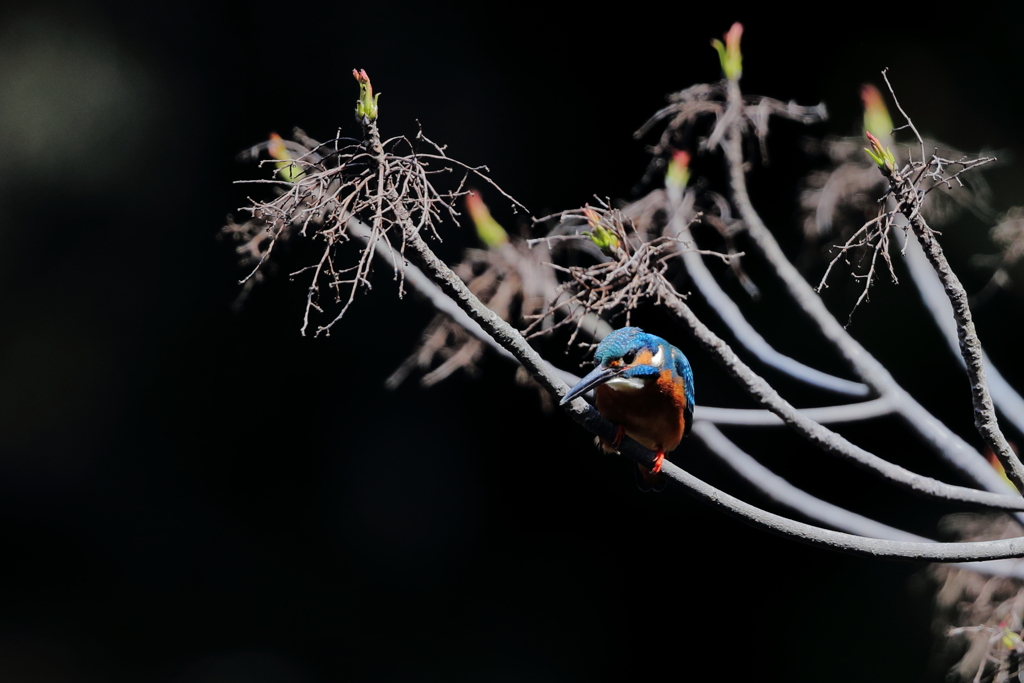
[672,346,695,436]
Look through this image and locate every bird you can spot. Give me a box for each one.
[559,327,694,491]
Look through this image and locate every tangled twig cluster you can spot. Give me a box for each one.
[635,80,826,182]
[813,79,995,325]
[225,77,520,336]
[524,204,740,351]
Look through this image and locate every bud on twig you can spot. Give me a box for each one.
[665,150,691,191]
[1001,621,1023,651]
[711,23,743,80]
[267,132,305,183]
[353,68,380,125]
[582,206,620,255]
[860,84,893,145]
[465,192,509,248]
[864,131,896,176]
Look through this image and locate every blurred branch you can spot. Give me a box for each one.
[693,422,1024,576]
[659,450,1024,561]
[694,399,893,426]
[692,420,925,542]
[349,202,891,428]
[664,185,870,397]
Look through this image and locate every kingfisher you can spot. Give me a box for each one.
[560,327,695,491]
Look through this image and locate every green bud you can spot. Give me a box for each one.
[353,69,380,124]
[665,150,691,191]
[711,23,743,80]
[582,207,619,255]
[267,132,306,183]
[465,192,509,248]
[864,131,896,175]
[1003,625,1022,650]
[861,85,893,144]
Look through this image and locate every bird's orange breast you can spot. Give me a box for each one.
[595,369,688,453]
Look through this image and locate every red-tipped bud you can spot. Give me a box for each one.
[353,68,379,124]
[465,191,508,248]
[266,132,305,182]
[582,206,619,255]
[665,150,691,191]
[864,131,896,175]
[985,446,1019,491]
[711,23,743,80]
[267,132,288,161]
[861,84,893,144]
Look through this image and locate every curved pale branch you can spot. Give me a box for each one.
[693,421,1024,576]
[659,451,1024,561]
[695,398,893,426]
[666,196,870,397]
[692,420,925,542]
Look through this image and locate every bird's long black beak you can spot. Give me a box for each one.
[559,365,618,406]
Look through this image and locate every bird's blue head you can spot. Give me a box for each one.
[559,327,693,405]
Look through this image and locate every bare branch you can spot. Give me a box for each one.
[880,147,1024,491]
[694,422,1024,577]
[695,398,893,426]
[906,237,1024,437]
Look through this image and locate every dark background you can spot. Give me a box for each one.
[3,1,1024,681]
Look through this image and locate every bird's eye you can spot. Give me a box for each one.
[622,351,636,365]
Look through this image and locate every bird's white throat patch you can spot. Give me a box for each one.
[605,376,646,391]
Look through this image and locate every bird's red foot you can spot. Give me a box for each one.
[650,450,665,474]
[612,426,625,449]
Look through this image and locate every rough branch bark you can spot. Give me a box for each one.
[665,187,870,397]
[904,238,1024,436]
[886,161,1024,492]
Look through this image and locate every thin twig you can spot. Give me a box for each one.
[904,237,1024,437]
